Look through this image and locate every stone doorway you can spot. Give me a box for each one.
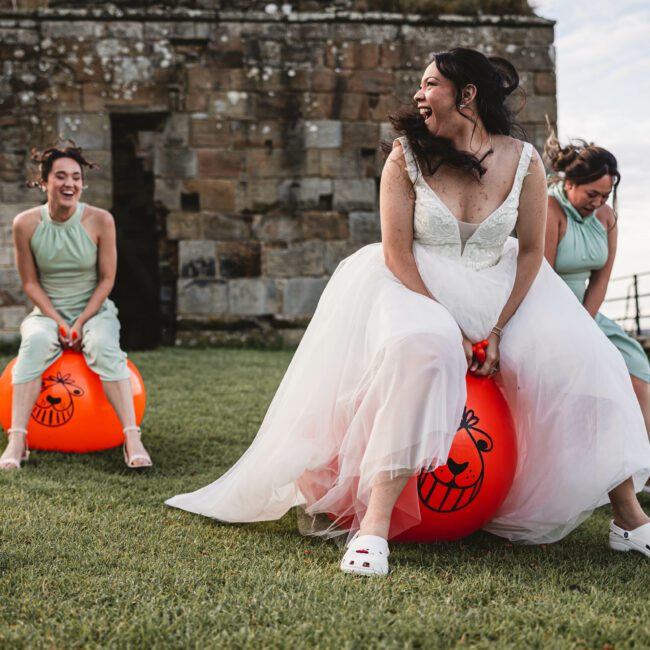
[110,113,169,350]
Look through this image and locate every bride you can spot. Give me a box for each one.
[167,48,650,576]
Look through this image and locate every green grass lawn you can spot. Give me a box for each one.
[0,348,648,649]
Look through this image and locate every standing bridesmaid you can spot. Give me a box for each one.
[544,133,650,460]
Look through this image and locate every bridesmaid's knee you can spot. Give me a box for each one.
[83,336,129,381]
[18,328,58,361]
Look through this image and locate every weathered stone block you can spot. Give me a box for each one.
[167,211,202,240]
[298,178,333,209]
[113,56,153,86]
[179,240,217,279]
[163,114,190,147]
[102,21,144,40]
[197,149,242,178]
[346,70,394,94]
[263,241,325,278]
[228,278,276,315]
[312,69,338,93]
[154,147,197,179]
[342,122,380,149]
[57,113,110,149]
[82,149,112,181]
[0,268,21,289]
[0,242,13,267]
[0,182,32,204]
[81,179,112,208]
[201,212,251,240]
[301,92,335,120]
[0,305,28,330]
[216,241,261,278]
[350,211,381,244]
[304,120,342,149]
[534,71,556,96]
[236,180,279,211]
[185,92,209,113]
[154,178,182,211]
[212,90,252,120]
[177,278,228,315]
[0,203,34,225]
[190,118,229,148]
[42,20,98,39]
[337,93,369,121]
[183,179,236,211]
[283,278,328,316]
[252,213,302,242]
[333,179,376,210]
[324,241,360,274]
[516,93,556,123]
[302,211,349,240]
[246,150,296,179]
[41,85,82,112]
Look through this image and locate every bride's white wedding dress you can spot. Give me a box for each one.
[167,138,650,544]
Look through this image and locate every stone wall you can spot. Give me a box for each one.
[0,3,555,346]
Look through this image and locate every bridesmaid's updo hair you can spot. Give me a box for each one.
[28,138,96,187]
[387,47,525,179]
[544,127,621,216]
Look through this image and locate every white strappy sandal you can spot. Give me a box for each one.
[340,534,390,576]
[122,426,153,469]
[0,428,30,470]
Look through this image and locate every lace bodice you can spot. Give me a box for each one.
[399,136,533,271]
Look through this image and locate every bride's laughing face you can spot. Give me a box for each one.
[413,61,459,137]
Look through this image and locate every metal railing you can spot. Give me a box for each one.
[602,271,650,336]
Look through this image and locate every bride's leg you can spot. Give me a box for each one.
[359,475,411,539]
[609,478,650,530]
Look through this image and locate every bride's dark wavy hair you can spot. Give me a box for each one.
[386,47,525,179]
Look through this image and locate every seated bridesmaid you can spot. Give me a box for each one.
[544,132,650,465]
[0,141,152,470]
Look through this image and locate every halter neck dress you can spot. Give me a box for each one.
[12,202,129,384]
[167,138,650,545]
[549,183,649,382]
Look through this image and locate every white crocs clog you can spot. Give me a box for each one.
[340,534,390,576]
[609,520,650,558]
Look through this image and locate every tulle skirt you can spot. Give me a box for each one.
[166,239,650,544]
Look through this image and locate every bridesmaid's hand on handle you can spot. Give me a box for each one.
[58,322,70,348]
[69,319,84,350]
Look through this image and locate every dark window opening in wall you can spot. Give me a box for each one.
[110,113,169,351]
[181,191,200,211]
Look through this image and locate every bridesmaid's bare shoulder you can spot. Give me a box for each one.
[13,206,43,238]
[595,203,616,230]
[82,203,115,230]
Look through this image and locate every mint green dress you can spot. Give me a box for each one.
[550,183,649,382]
[12,202,129,384]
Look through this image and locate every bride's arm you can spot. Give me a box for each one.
[475,148,547,375]
[380,143,431,299]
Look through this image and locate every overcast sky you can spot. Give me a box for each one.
[532,0,649,321]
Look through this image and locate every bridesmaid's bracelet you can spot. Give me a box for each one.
[491,326,503,338]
